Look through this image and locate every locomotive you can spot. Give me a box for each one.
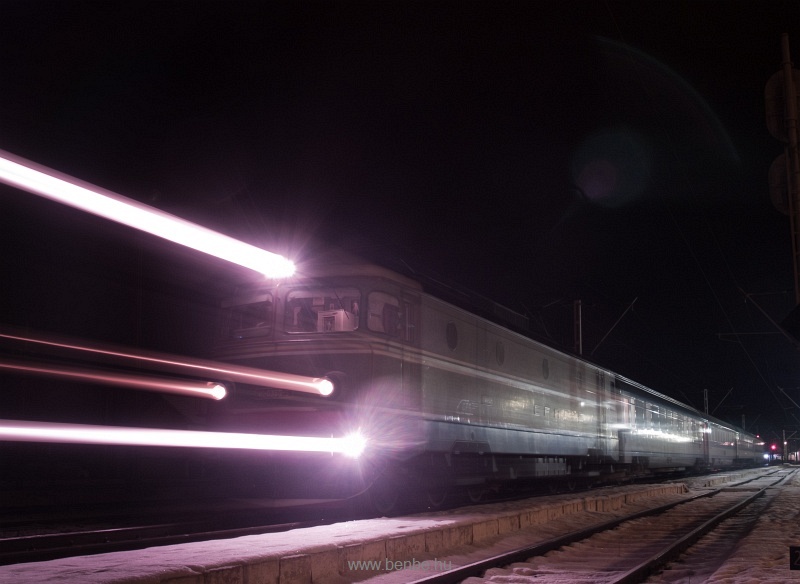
[210,254,760,510]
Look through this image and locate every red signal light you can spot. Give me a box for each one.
[771,444,778,451]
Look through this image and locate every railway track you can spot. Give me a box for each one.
[405,468,793,584]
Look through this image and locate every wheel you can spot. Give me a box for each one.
[466,486,484,503]
[368,478,400,515]
[424,486,448,509]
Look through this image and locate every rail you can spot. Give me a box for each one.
[405,468,792,584]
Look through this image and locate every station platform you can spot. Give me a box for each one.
[0,482,690,583]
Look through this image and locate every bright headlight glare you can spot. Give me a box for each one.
[341,431,367,458]
[0,419,366,456]
[315,377,335,397]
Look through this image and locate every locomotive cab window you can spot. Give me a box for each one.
[284,287,361,333]
[366,291,418,342]
[368,291,403,337]
[222,292,274,339]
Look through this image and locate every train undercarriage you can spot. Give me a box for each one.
[352,445,755,515]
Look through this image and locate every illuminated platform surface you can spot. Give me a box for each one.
[1,468,794,584]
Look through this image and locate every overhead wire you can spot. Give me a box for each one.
[601,0,788,427]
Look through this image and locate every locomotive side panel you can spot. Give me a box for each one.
[417,294,603,470]
[418,297,482,456]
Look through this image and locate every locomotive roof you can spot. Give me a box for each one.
[292,259,422,290]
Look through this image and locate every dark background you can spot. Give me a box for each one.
[1,1,799,442]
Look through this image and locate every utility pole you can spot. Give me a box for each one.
[767,34,800,334]
[784,429,788,461]
[573,299,582,355]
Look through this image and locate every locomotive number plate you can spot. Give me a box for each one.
[790,546,800,570]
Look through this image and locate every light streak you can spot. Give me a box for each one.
[0,327,334,397]
[0,358,226,400]
[0,420,366,457]
[0,149,295,278]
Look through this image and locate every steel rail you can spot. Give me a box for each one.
[405,469,788,584]
[610,487,767,584]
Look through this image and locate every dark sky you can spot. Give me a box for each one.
[2,1,800,438]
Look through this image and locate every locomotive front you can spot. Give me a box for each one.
[210,263,426,501]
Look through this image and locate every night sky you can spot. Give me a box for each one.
[2,1,800,440]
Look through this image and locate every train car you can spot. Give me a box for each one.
[612,376,759,473]
[209,255,760,509]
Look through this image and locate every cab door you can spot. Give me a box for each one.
[366,289,420,412]
[400,292,422,412]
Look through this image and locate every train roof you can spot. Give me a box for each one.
[292,260,422,290]
[244,249,755,437]
[613,373,749,433]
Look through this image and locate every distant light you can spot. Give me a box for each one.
[0,419,366,456]
[0,150,295,278]
[0,358,227,400]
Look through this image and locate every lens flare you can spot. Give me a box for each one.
[0,149,294,278]
[0,419,366,456]
[342,431,367,458]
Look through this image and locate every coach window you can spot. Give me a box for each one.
[284,287,361,333]
[595,371,604,390]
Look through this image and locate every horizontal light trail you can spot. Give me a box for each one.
[0,420,366,458]
[0,327,334,397]
[0,149,295,278]
[0,358,227,400]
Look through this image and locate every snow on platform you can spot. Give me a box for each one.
[0,472,772,584]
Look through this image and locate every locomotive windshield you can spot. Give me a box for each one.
[220,283,414,339]
[222,291,274,339]
[284,287,361,333]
